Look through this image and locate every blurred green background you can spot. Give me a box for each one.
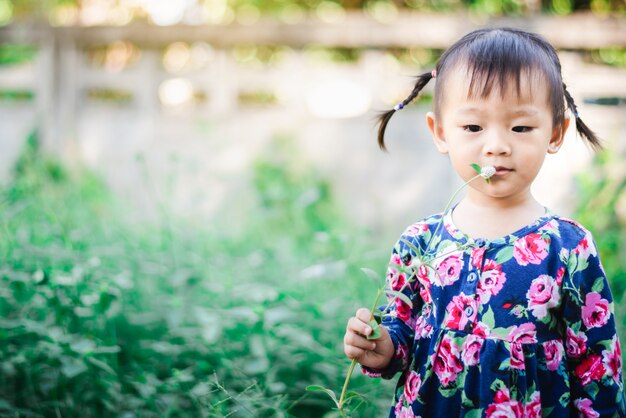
[0,1,625,417]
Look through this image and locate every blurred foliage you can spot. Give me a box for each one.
[574,147,626,359]
[0,131,395,417]
[2,0,625,26]
[0,44,36,66]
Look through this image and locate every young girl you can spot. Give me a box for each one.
[344,28,625,417]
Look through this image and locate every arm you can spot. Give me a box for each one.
[359,234,422,379]
[562,232,626,416]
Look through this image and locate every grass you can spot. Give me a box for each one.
[0,132,394,417]
[1,131,624,417]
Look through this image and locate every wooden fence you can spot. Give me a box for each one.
[0,13,624,226]
[0,12,624,155]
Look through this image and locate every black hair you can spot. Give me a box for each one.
[377,27,601,151]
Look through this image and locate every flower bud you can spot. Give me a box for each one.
[480,166,496,179]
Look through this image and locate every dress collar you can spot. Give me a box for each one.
[442,204,556,248]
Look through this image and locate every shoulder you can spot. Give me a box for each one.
[400,213,443,239]
[547,216,595,247]
[391,213,444,256]
[541,215,599,263]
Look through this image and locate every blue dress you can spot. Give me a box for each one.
[363,209,625,417]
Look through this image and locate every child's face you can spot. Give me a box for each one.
[426,66,570,205]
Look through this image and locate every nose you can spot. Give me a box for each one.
[482,129,511,156]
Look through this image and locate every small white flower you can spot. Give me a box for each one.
[480,166,496,179]
[411,258,423,270]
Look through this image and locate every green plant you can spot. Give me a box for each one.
[0,131,394,417]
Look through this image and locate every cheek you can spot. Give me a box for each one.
[448,150,478,181]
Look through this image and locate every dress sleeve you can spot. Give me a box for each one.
[362,233,422,379]
[562,231,626,416]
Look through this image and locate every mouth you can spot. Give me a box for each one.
[494,166,513,176]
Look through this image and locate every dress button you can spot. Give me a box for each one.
[467,272,478,283]
[474,238,486,247]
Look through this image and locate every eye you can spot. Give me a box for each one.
[463,125,482,133]
[512,126,533,133]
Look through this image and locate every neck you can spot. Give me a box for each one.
[453,190,546,240]
[465,187,538,212]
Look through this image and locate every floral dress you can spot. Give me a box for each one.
[363,209,626,417]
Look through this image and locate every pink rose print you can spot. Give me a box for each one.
[471,247,486,269]
[574,232,597,259]
[403,370,422,404]
[566,327,588,358]
[575,354,606,386]
[461,334,483,367]
[389,254,408,291]
[485,388,523,418]
[396,343,409,368]
[477,259,507,303]
[406,222,428,236]
[524,391,541,418]
[581,292,610,329]
[414,315,433,339]
[416,265,432,304]
[555,266,565,286]
[574,398,600,418]
[395,299,412,322]
[513,233,549,266]
[394,404,415,418]
[507,323,537,370]
[435,252,464,286]
[526,274,559,319]
[602,335,622,385]
[473,321,491,338]
[433,334,463,387]
[542,339,564,371]
[444,293,478,331]
[539,219,559,234]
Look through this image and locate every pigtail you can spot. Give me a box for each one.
[563,83,603,151]
[377,70,436,151]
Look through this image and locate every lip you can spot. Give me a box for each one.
[494,166,513,176]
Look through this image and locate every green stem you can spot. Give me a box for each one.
[338,359,357,412]
[424,173,481,253]
[338,287,385,412]
[336,168,489,414]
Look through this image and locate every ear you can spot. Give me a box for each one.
[547,116,571,154]
[427,112,449,154]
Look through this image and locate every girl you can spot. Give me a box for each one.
[343,28,625,417]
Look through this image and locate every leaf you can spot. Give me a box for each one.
[367,319,381,340]
[360,267,381,284]
[489,379,506,393]
[372,310,382,324]
[306,385,339,406]
[86,356,116,375]
[343,390,365,403]
[591,277,605,293]
[494,246,514,265]
[470,163,481,174]
[584,381,599,398]
[439,384,460,398]
[385,290,413,308]
[463,408,481,418]
[482,306,495,328]
[60,357,88,379]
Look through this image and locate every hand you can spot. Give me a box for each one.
[344,308,394,370]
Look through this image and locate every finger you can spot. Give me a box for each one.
[344,332,377,351]
[344,345,365,360]
[356,308,372,322]
[347,317,372,337]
